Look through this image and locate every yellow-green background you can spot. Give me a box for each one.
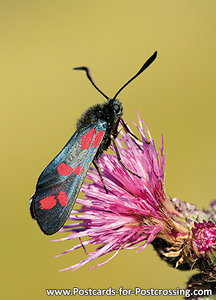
[1,1,216,299]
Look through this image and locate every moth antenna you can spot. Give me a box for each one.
[113,51,157,100]
[74,66,109,100]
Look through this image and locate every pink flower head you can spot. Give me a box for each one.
[53,111,186,272]
[192,221,216,254]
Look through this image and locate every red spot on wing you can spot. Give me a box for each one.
[74,165,84,175]
[92,130,104,148]
[57,192,68,206]
[57,162,73,176]
[81,128,95,149]
[40,196,56,210]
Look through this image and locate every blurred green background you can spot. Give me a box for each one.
[1,1,216,299]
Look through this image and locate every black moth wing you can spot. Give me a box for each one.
[30,121,107,235]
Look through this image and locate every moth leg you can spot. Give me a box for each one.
[121,118,150,144]
[120,122,143,152]
[111,136,141,179]
[79,238,87,255]
[113,119,143,151]
[93,161,109,194]
[112,117,121,139]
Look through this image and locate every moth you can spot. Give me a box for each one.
[30,51,157,235]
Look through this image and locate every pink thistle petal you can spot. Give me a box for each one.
[59,243,115,272]
[88,245,123,270]
[137,224,163,252]
[55,240,91,257]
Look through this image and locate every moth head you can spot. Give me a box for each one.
[107,98,123,118]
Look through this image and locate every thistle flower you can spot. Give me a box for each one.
[53,111,216,288]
